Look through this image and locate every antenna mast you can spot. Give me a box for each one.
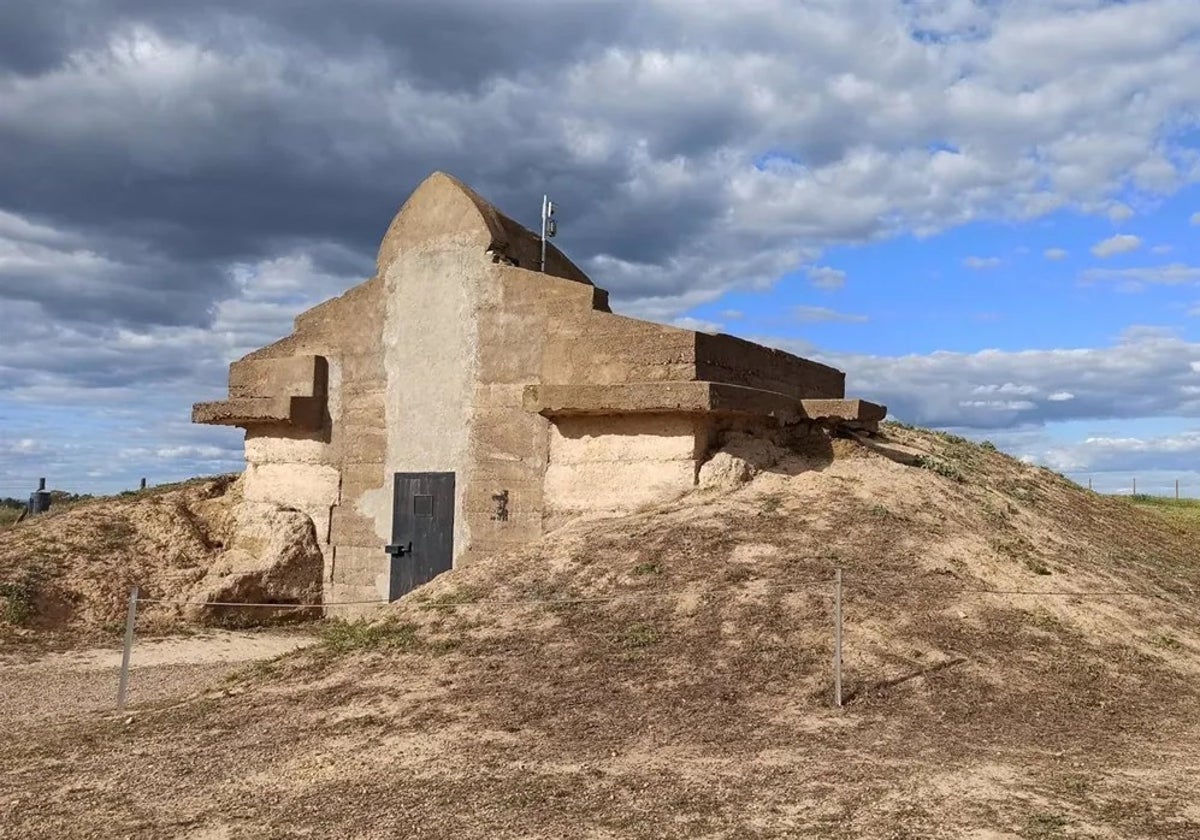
[540,194,557,272]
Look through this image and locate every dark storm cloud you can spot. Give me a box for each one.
[0,0,732,333]
[0,3,77,75]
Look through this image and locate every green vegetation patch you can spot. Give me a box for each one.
[319,620,422,653]
[914,455,965,483]
[419,586,482,610]
[621,622,659,649]
[1128,494,1200,534]
[0,568,46,625]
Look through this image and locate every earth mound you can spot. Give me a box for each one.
[5,424,1200,838]
[0,476,323,637]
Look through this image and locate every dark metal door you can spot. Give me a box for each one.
[386,472,455,600]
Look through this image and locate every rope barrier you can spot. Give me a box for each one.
[136,598,387,608]
[128,580,1175,609]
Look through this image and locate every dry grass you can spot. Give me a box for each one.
[3,429,1200,837]
[0,506,21,530]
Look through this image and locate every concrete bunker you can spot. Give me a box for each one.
[193,172,885,610]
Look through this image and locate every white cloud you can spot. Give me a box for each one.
[957,399,1037,412]
[671,316,723,334]
[1107,202,1135,222]
[807,266,847,289]
[763,327,1200,431]
[1081,263,1200,288]
[1044,248,1068,261]
[1191,212,1200,226]
[1090,234,1142,258]
[1039,430,1200,474]
[972,383,1037,396]
[794,306,868,324]
[963,256,1001,270]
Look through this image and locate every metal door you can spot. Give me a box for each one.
[386,472,455,600]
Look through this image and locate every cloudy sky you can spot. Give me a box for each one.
[1,0,1199,498]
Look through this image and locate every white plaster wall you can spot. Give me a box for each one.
[356,243,481,568]
[544,414,703,513]
[242,430,341,582]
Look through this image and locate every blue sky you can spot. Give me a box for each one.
[690,184,1200,355]
[1,0,1200,499]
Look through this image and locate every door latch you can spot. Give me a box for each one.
[385,541,413,557]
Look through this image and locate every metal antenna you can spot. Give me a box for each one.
[540,194,557,272]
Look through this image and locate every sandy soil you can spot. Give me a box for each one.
[0,631,316,726]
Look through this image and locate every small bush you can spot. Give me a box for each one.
[631,561,662,576]
[980,440,997,452]
[914,455,965,483]
[427,636,465,655]
[1154,634,1182,651]
[1025,812,1069,838]
[0,569,45,625]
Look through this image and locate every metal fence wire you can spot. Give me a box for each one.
[110,569,1182,713]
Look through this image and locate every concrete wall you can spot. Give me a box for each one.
[461,263,605,559]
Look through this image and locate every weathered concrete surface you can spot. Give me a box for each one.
[193,171,887,608]
[544,414,705,515]
[194,356,328,429]
[799,399,888,424]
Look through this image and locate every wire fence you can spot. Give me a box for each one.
[8,476,1200,505]
[1075,475,1200,499]
[105,569,1189,714]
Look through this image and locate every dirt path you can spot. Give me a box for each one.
[0,631,316,726]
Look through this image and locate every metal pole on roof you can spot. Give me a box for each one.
[540,194,557,272]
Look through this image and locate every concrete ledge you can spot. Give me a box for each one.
[799,399,888,424]
[230,354,327,399]
[192,396,325,429]
[525,383,886,426]
[525,381,802,419]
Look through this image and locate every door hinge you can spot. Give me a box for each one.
[385,542,413,557]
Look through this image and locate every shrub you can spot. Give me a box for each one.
[0,570,43,625]
[914,455,965,483]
